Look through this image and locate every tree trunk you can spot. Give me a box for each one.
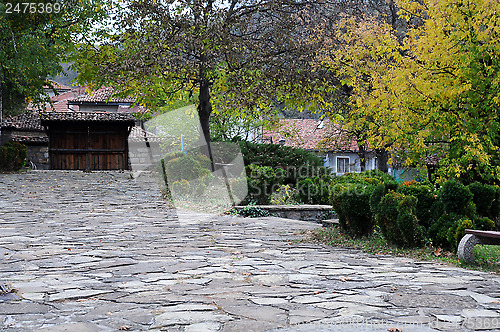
[426,165,436,183]
[357,142,366,172]
[375,148,389,173]
[0,80,3,145]
[198,76,214,171]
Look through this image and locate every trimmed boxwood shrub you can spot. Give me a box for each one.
[246,164,284,204]
[397,195,426,247]
[330,170,398,239]
[237,140,323,168]
[0,142,27,171]
[427,179,495,250]
[237,140,329,185]
[398,181,436,229]
[468,182,497,219]
[370,180,399,216]
[297,175,333,205]
[438,179,474,216]
[331,183,375,238]
[165,154,210,182]
[376,191,402,244]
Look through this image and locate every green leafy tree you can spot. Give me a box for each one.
[72,0,337,166]
[320,0,500,183]
[0,0,106,118]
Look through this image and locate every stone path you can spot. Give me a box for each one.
[1,171,500,331]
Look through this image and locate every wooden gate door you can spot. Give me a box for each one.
[49,123,129,170]
[88,123,128,170]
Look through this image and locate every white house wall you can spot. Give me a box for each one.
[323,152,377,175]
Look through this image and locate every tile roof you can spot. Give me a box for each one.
[41,111,136,123]
[69,87,135,104]
[128,126,162,142]
[262,119,362,152]
[2,112,44,131]
[3,111,137,131]
[44,81,72,91]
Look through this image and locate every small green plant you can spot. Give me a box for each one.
[237,203,272,218]
[245,164,283,204]
[0,142,27,171]
[270,184,299,205]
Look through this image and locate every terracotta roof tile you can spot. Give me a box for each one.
[128,126,162,142]
[41,111,136,123]
[69,87,135,104]
[44,81,72,91]
[2,112,44,131]
[262,119,362,152]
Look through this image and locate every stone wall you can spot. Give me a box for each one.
[26,145,49,170]
[0,128,49,169]
[128,141,163,171]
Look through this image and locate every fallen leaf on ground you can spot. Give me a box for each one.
[119,326,130,331]
[388,328,402,332]
[339,276,351,282]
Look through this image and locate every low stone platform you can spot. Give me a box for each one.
[234,204,334,222]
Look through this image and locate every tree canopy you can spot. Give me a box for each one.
[0,0,106,117]
[73,0,339,163]
[319,0,500,183]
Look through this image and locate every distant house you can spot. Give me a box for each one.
[262,119,379,175]
[1,86,156,170]
[67,87,141,113]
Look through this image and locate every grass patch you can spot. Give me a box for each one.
[474,245,500,272]
[306,225,499,274]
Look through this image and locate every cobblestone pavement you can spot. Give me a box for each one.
[1,171,500,331]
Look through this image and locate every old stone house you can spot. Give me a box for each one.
[0,86,158,170]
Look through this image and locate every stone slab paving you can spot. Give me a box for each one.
[1,171,500,331]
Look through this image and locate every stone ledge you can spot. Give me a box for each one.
[234,205,334,222]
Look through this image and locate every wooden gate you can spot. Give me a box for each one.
[47,122,131,170]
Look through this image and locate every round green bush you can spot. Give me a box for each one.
[246,164,283,204]
[398,182,436,229]
[429,212,465,249]
[166,155,206,182]
[297,176,331,205]
[438,179,474,215]
[468,182,497,218]
[377,191,404,245]
[332,184,375,238]
[171,179,191,196]
[397,195,425,247]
